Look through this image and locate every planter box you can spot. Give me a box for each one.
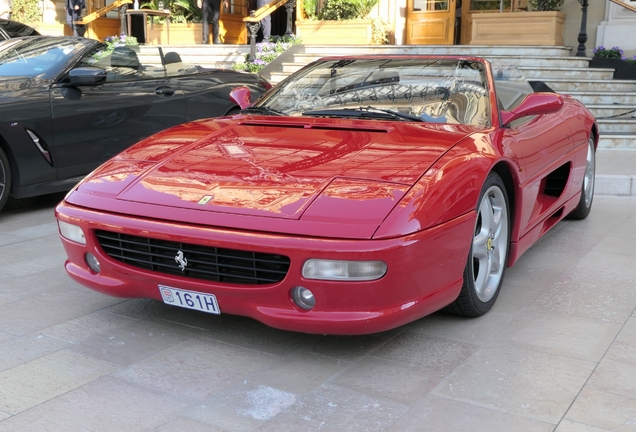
[589,58,636,80]
[146,20,246,45]
[35,23,66,36]
[296,19,373,45]
[470,11,565,46]
[147,23,202,45]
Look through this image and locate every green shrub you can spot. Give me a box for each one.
[303,0,319,19]
[318,0,360,20]
[10,0,41,23]
[469,0,511,11]
[371,17,389,44]
[528,0,564,11]
[350,0,379,17]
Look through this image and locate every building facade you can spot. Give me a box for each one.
[2,0,634,58]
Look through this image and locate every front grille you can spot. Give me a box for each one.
[95,230,290,285]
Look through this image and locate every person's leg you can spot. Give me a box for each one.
[261,13,270,41]
[256,0,270,41]
[72,10,82,36]
[202,1,210,44]
[211,0,221,43]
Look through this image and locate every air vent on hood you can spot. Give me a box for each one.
[240,121,389,134]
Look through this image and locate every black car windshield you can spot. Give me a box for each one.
[0,38,84,77]
[255,58,491,126]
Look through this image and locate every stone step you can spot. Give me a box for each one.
[269,72,291,84]
[585,105,636,119]
[568,92,636,105]
[519,67,614,80]
[598,135,636,149]
[300,45,573,57]
[144,44,249,69]
[595,148,636,196]
[544,79,636,93]
[598,119,636,134]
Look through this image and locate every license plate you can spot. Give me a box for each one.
[159,285,220,314]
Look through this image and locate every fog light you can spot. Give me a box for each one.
[85,253,101,273]
[58,220,86,245]
[302,259,387,281]
[291,286,315,311]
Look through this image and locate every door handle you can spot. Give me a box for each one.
[155,86,175,97]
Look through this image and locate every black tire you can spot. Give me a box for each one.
[567,137,595,220]
[445,172,510,317]
[0,147,11,213]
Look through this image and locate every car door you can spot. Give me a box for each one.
[50,45,186,180]
[494,69,573,237]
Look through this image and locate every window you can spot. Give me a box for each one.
[76,45,167,82]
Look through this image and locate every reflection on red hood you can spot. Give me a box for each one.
[77,116,477,221]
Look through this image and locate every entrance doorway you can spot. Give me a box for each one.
[406,0,457,45]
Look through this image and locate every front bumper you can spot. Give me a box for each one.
[56,201,475,335]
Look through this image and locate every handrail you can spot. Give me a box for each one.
[75,0,132,25]
[243,0,287,22]
[242,0,294,61]
[609,0,636,14]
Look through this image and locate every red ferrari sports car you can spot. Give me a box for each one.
[56,56,597,335]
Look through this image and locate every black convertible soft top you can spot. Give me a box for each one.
[0,18,41,40]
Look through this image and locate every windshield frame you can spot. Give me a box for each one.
[253,55,498,127]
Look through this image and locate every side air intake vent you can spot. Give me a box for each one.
[25,129,52,165]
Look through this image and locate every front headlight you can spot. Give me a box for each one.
[58,220,86,245]
[302,259,387,281]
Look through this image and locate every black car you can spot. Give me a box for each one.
[0,18,40,40]
[0,36,270,212]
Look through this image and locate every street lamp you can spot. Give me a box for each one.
[576,0,589,57]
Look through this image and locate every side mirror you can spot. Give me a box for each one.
[66,67,107,87]
[229,85,252,110]
[500,92,564,126]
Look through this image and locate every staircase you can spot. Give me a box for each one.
[154,44,250,69]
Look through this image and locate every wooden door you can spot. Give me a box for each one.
[406,0,456,45]
[220,0,248,44]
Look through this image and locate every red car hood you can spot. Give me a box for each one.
[72,117,478,236]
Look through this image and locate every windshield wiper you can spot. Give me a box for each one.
[302,106,423,122]
[240,106,286,116]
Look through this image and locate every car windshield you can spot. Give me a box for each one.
[255,57,491,126]
[0,38,84,77]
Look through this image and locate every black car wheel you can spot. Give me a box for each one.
[568,137,595,220]
[446,172,510,317]
[0,147,11,213]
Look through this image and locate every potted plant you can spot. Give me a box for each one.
[296,0,390,45]
[589,46,636,80]
[469,0,565,46]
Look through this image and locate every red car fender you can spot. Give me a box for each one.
[374,135,502,239]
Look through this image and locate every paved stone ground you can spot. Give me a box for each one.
[0,193,635,432]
